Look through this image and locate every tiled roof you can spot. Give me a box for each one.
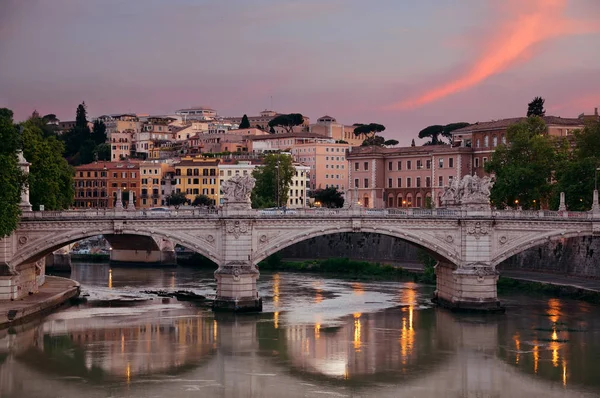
[246,132,325,141]
[452,116,583,134]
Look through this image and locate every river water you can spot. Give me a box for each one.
[2,263,600,398]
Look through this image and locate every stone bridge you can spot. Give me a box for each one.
[1,205,599,311]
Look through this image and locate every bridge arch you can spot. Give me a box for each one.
[253,225,458,266]
[491,229,595,267]
[10,227,219,270]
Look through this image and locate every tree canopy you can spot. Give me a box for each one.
[551,121,600,211]
[60,102,108,165]
[239,114,251,129]
[310,187,344,208]
[21,116,74,210]
[527,96,546,117]
[0,108,24,237]
[192,194,213,207]
[166,191,188,209]
[485,117,563,209]
[353,123,385,139]
[251,153,295,208]
[418,122,469,145]
[267,113,304,134]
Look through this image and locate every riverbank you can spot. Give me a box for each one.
[0,276,80,329]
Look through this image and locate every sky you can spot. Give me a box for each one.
[1,0,599,145]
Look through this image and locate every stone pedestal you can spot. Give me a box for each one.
[213,263,262,312]
[433,261,503,312]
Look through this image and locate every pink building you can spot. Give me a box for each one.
[309,115,364,146]
[291,141,351,192]
[347,145,472,208]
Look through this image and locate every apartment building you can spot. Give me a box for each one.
[309,115,364,146]
[347,145,472,208]
[174,157,220,204]
[139,161,173,208]
[452,115,585,177]
[291,141,351,192]
[110,131,134,160]
[73,161,141,208]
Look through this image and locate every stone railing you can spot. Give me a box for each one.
[19,207,599,221]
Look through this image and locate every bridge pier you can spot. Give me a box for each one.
[433,261,503,312]
[213,263,261,312]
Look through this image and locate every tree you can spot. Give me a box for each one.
[268,113,304,134]
[61,102,92,164]
[239,114,251,129]
[417,122,469,145]
[411,139,415,147]
[251,153,295,208]
[92,120,107,145]
[21,117,74,210]
[485,117,560,209]
[94,143,111,161]
[192,194,213,207]
[551,121,600,211]
[0,108,24,237]
[166,191,188,209]
[384,139,399,146]
[353,123,385,140]
[527,96,546,117]
[361,136,385,146]
[310,187,344,208]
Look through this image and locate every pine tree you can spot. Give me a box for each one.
[239,114,251,129]
[527,97,546,117]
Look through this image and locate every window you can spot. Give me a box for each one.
[388,178,393,188]
[438,158,444,168]
[397,177,402,188]
[407,177,412,188]
[483,157,488,165]
[416,177,421,188]
[407,160,412,170]
[355,162,359,171]
[354,178,359,188]
[426,160,431,169]
[438,176,443,187]
[502,135,506,145]
[484,135,489,147]
[416,160,422,169]
[388,161,392,171]
[426,177,431,187]
[364,178,369,188]
[364,162,369,171]
[493,136,498,147]
[476,139,480,148]
[449,158,454,168]
[397,161,402,170]
[475,158,480,168]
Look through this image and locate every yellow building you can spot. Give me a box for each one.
[139,161,174,208]
[174,156,220,203]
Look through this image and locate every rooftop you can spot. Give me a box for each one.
[452,116,584,134]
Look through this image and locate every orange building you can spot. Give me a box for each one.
[73,161,141,209]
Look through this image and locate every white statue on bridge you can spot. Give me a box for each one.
[221,175,255,208]
[441,175,493,207]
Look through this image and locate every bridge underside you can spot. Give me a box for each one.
[104,234,176,267]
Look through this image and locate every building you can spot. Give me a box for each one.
[174,157,220,203]
[134,117,176,158]
[97,114,140,136]
[217,159,310,208]
[188,128,269,155]
[309,115,364,146]
[175,107,217,121]
[223,110,279,131]
[73,161,141,209]
[290,141,351,192]
[247,132,329,154]
[346,145,473,208]
[451,115,585,177]
[110,131,134,160]
[139,161,173,208]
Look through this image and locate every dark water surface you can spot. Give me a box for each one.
[2,263,600,397]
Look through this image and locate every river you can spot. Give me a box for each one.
[1,262,600,397]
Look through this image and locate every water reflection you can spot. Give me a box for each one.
[2,266,600,397]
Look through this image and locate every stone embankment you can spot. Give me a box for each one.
[0,276,80,328]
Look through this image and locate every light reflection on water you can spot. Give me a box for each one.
[0,264,600,397]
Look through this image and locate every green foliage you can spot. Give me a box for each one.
[551,121,600,210]
[21,117,74,210]
[353,123,385,139]
[0,108,24,237]
[267,113,304,134]
[192,194,213,207]
[239,114,251,129]
[416,249,436,284]
[384,139,399,146]
[94,143,111,161]
[527,96,546,117]
[92,120,107,145]
[361,135,385,146]
[310,187,344,208]
[61,102,92,164]
[166,191,188,208]
[485,117,559,209]
[251,154,295,208]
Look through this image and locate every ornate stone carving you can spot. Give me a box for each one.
[259,234,268,243]
[441,175,494,207]
[226,220,249,239]
[222,175,255,209]
[445,235,454,243]
[466,221,490,239]
[18,236,28,245]
[499,236,508,245]
[207,234,215,243]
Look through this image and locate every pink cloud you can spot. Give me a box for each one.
[386,0,600,110]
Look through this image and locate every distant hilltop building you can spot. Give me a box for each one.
[175,106,217,121]
[223,110,281,131]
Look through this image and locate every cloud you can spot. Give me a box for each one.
[386,0,600,110]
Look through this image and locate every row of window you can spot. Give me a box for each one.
[179,178,218,185]
[355,175,452,189]
[325,174,345,179]
[475,135,505,148]
[325,164,344,169]
[176,168,217,177]
[355,158,455,172]
[141,178,160,185]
